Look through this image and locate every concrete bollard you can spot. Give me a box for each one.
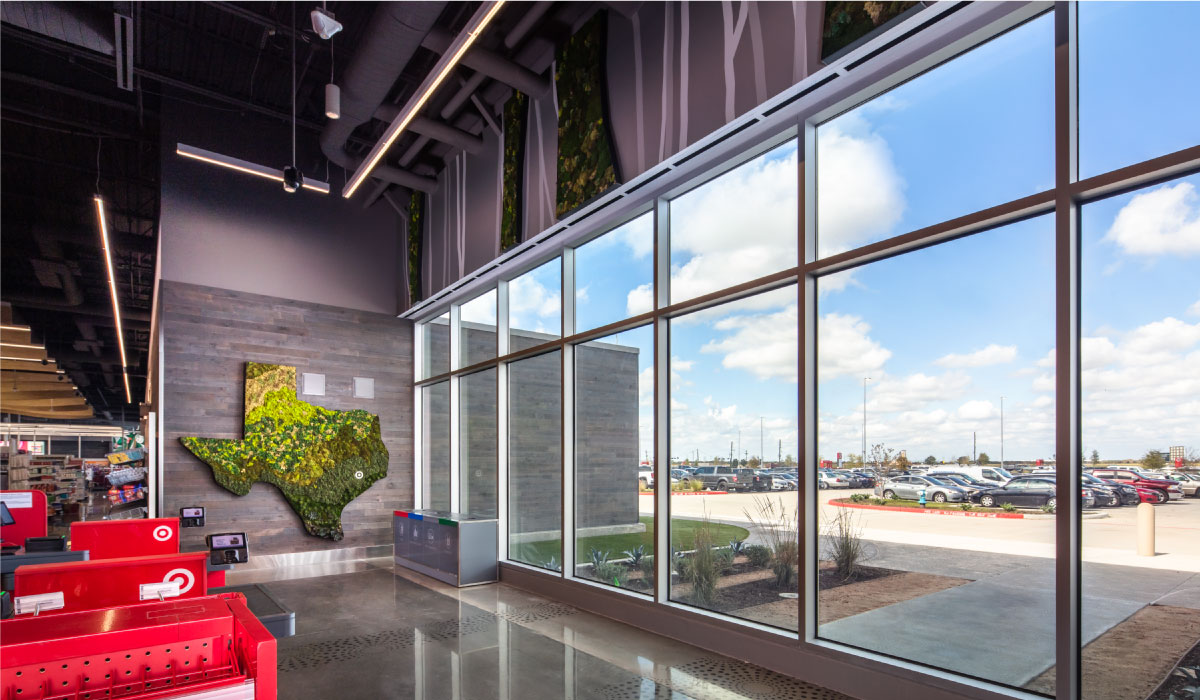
[1137,502,1155,557]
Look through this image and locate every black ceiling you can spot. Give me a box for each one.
[1,1,576,422]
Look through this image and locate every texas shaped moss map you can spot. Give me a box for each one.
[181,362,388,540]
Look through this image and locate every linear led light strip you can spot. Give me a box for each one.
[343,1,506,198]
[176,144,331,194]
[94,196,132,404]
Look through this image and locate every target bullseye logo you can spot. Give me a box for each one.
[163,568,195,594]
[152,525,174,542]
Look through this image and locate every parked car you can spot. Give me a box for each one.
[928,465,1015,486]
[934,474,984,498]
[880,475,968,503]
[638,469,655,489]
[1159,472,1200,497]
[850,471,877,488]
[818,470,852,489]
[834,470,871,488]
[1009,474,1122,507]
[1087,468,1183,502]
[691,466,770,492]
[969,478,1089,509]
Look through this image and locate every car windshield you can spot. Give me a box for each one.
[923,477,951,487]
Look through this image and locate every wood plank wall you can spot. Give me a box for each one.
[161,281,413,555]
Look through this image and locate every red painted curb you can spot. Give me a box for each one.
[831,499,1027,519]
[640,491,730,496]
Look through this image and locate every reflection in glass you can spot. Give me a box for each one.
[1080,2,1200,178]
[574,325,654,592]
[460,369,498,518]
[575,213,654,331]
[508,351,562,571]
[509,259,562,351]
[816,217,1054,693]
[669,286,798,629]
[816,13,1052,258]
[1080,174,1200,700]
[422,313,449,379]
[669,141,797,304]
[460,289,497,368]
[422,381,450,511]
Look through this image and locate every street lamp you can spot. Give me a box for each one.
[863,377,871,464]
[1000,396,1005,471]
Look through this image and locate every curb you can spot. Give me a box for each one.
[831,499,1109,520]
[639,491,730,496]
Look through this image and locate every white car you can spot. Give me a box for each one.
[638,469,655,489]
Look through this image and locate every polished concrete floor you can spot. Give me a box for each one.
[250,560,853,700]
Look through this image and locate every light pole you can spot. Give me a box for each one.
[759,417,764,465]
[1000,396,1005,471]
[862,377,871,465]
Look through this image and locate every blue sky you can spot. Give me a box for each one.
[434,3,1199,464]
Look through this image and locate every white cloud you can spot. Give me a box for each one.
[509,272,560,332]
[935,344,1018,368]
[1032,395,1053,408]
[575,285,590,303]
[1032,373,1055,393]
[668,145,798,303]
[957,399,997,421]
[817,313,892,380]
[818,269,860,296]
[1105,182,1200,257]
[816,112,906,256]
[1188,299,1200,317]
[700,305,799,382]
[671,357,694,372]
[626,283,653,317]
[460,292,496,325]
[865,371,971,413]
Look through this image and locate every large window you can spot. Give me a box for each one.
[669,287,798,629]
[574,325,653,592]
[669,141,798,304]
[460,369,497,518]
[574,213,654,331]
[509,259,561,351]
[460,289,497,368]
[508,351,562,570]
[421,381,450,511]
[816,218,1055,691]
[1079,2,1200,178]
[409,5,1196,698]
[1080,174,1200,700]
[816,13,1052,258]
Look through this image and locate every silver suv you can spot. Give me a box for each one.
[880,475,968,503]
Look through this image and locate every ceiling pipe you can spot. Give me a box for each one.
[504,1,554,49]
[371,110,484,153]
[5,301,151,324]
[318,2,446,192]
[421,27,550,98]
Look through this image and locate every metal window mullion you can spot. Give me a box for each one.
[497,280,511,562]
[799,118,817,643]
[562,246,576,579]
[414,384,425,511]
[654,196,671,604]
[1054,4,1081,700]
[450,373,461,512]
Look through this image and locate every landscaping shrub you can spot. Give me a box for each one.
[744,544,772,568]
[685,522,720,606]
[743,496,798,590]
[825,508,864,582]
[688,479,705,492]
[959,503,974,511]
[729,539,746,556]
[870,497,889,506]
[594,560,628,587]
[849,493,871,503]
[623,544,646,568]
[716,547,735,572]
[1001,503,1017,513]
[1040,503,1055,513]
[639,554,655,584]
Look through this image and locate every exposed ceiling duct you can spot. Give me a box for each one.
[318,2,446,193]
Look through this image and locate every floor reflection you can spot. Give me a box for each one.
[260,566,849,700]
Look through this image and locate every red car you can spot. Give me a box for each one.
[1088,468,1181,503]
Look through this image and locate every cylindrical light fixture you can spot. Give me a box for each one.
[325,83,341,120]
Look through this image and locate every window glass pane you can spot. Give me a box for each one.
[422,381,450,511]
[574,325,653,592]
[816,217,1055,693]
[1081,174,1200,700]
[509,259,561,351]
[669,286,799,630]
[575,212,654,331]
[460,368,497,518]
[460,290,497,368]
[669,141,797,304]
[816,13,1052,258]
[508,351,562,571]
[422,313,449,378]
[1080,2,1200,178]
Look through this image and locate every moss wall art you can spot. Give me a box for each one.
[180,362,389,540]
[408,190,424,304]
[821,2,919,59]
[501,90,528,251]
[555,11,620,218]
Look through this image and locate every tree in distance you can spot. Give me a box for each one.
[978,452,991,465]
[924,455,937,465]
[1141,449,1166,471]
[957,456,969,465]
[1091,449,1100,466]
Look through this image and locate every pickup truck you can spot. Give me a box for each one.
[691,466,771,492]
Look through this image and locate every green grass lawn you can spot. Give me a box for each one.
[837,497,1021,513]
[513,516,750,566]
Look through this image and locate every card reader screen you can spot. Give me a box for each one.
[211,534,244,549]
[182,507,204,518]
